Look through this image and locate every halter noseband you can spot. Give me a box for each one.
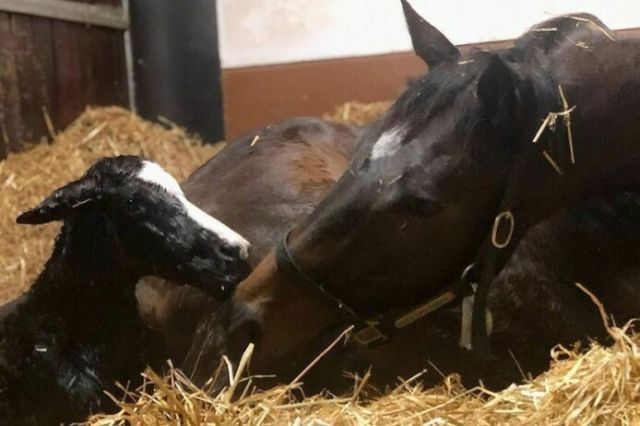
[275,229,479,348]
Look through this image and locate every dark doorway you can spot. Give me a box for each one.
[130,0,224,142]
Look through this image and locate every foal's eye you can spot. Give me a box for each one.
[125,197,141,214]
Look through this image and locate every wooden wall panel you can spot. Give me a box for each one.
[88,25,127,108]
[51,21,88,128]
[29,14,57,138]
[69,0,121,5]
[0,11,22,155]
[11,13,55,143]
[0,7,127,158]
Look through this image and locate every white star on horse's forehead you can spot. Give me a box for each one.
[370,126,406,160]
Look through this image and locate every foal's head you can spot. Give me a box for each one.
[18,156,251,299]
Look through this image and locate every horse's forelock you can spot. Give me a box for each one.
[384,56,495,149]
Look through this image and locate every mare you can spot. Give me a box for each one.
[184,3,640,391]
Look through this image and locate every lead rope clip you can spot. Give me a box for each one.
[459,283,494,350]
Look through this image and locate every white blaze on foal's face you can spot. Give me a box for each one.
[136,161,250,259]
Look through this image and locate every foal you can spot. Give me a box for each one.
[1,156,250,424]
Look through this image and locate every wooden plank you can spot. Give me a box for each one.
[51,20,87,129]
[0,11,9,157]
[29,16,57,138]
[11,14,54,143]
[0,11,22,154]
[71,0,121,6]
[0,0,128,30]
[51,20,127,130]
[88,26,127,107]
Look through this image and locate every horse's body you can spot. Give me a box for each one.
[356,191,640,390]
[187,6,640,391]
[137,118,359,360]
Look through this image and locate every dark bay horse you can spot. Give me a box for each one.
[186,3,640,390]
[347,190,640,390]
[137,118,359,360]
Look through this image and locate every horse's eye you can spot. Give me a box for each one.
[407,197,441,216]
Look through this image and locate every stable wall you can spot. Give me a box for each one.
[218,0,640,138]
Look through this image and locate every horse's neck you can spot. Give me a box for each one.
[551,39,640,175]
[510,40,640,224]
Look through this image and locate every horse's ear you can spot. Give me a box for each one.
[476,54,517,132]
[401,0,460,67]
[16,178,98,225]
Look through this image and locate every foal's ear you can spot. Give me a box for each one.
[16,178,98,225]
[401,0,460,67]
[476,55,518,132]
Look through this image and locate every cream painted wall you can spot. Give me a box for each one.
[218,0,640,69]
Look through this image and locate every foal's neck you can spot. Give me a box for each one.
[14,216,140,339]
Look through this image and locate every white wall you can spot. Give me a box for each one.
[218,0,640,69]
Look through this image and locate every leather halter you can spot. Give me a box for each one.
[470,81,574,354]
[275,229,478,347]
[273,84,570,352]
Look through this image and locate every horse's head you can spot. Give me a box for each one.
[17,156,252,300]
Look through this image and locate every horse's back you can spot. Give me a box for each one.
[491,191,640,356]
[182,117,360,261]
[137,117,360,362]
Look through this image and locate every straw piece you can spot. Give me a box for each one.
[533,85,576,171]
[224,343,255,403]
[567,15,616,41]
[532,114,552,143]
[557,85,576,164]
[542,150,563,175]
[42,106,57,140]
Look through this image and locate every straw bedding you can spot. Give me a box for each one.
[89,321,640,425]
[1,103,639,425]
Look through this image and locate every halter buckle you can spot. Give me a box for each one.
[351,320,387,346]
[491,210,515,249]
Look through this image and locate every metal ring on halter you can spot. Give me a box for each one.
[491,210,515,249]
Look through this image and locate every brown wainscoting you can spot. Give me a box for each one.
[222,27,640,140]
[223,51,423,139]
[222,39,515,139]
